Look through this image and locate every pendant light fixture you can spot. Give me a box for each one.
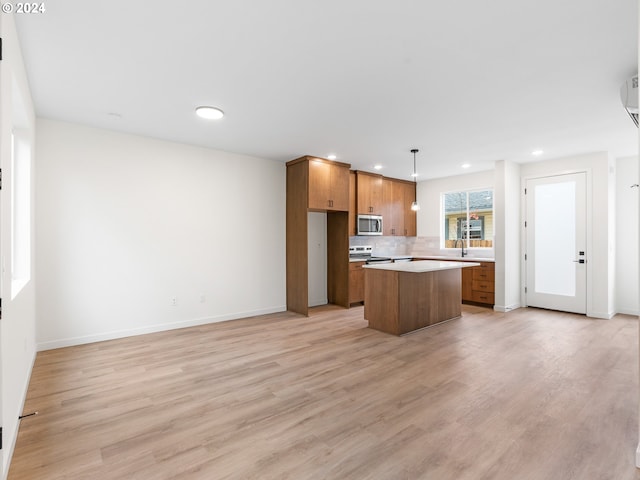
[410,148,420,211]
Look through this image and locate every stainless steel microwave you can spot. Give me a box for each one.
[357,214,383,235]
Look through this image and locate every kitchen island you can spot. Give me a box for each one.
[363,260,479,335]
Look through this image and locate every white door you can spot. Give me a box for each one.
[525,172,587,314]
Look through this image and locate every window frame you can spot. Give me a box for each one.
[441,187,494,250]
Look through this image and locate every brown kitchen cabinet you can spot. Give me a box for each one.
[306,157,350,211]
[401,181,417,236]
[388,179,404,236]
[349,171,357,236]
[462,262,495,306]
[286,156,351,316]
[356,171,384,215]
[383,178,416,236]
[349,261,365,304]
[381,178,393,235]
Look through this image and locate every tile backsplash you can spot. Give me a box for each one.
[349,235,414,256]
[409,236,442,256]
[349,235,494,259]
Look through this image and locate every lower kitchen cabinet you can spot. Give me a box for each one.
[462,262,495,306]
[349,261,365,305]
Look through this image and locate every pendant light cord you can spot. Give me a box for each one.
[411,148,419,182]
[410,148,420,211]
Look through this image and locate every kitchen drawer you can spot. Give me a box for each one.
[470,290,494,304]
[472,280,494,293]
[349,261,365,271]
[472,265,494,282]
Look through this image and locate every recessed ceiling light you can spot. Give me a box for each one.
[195,106,224,120]
[327,154,337,160]
[461,163,471,169]
[374,164,383,170]
[532,149,544,156]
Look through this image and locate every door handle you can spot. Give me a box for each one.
[573,259,585,264]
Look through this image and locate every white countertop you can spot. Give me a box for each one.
[363,260,480,273]
[413,255,495,263]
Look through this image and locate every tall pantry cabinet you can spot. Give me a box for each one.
[286,156,351,316]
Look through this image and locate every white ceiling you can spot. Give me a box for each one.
[14,0,639,180]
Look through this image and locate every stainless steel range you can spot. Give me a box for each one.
[348,245,392,264]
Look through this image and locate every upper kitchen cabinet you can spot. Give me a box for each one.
[356,171,383,215]
[384,178,416,236]
[349,171,357,236]
[291,156,350,211]
[401,180,417,236]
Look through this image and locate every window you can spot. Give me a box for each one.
[11,129,31,298]
[442,189,493,249]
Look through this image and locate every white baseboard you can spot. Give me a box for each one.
[586,310,615,320]
[36,305,287,351]
[3,351,37,480]
[493,303,521,313]
[615,308,640,317]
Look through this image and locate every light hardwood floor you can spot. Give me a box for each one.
[8,305,640,480]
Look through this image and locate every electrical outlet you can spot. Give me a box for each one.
[170,297,177,306]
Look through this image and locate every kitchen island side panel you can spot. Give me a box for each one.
[397,271,437,334]
[434,269,463,323]
[364,269,399,334]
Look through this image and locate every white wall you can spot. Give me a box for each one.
[520,151,614,319]
[616,156,639,315]
[0,14,37,479]
[494,160,521,312]
[36,119,286,350]
[608,154,617,316]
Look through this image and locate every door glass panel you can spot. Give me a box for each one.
[534,181,575,296]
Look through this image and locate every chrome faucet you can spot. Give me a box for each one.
[454,238,466,257]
